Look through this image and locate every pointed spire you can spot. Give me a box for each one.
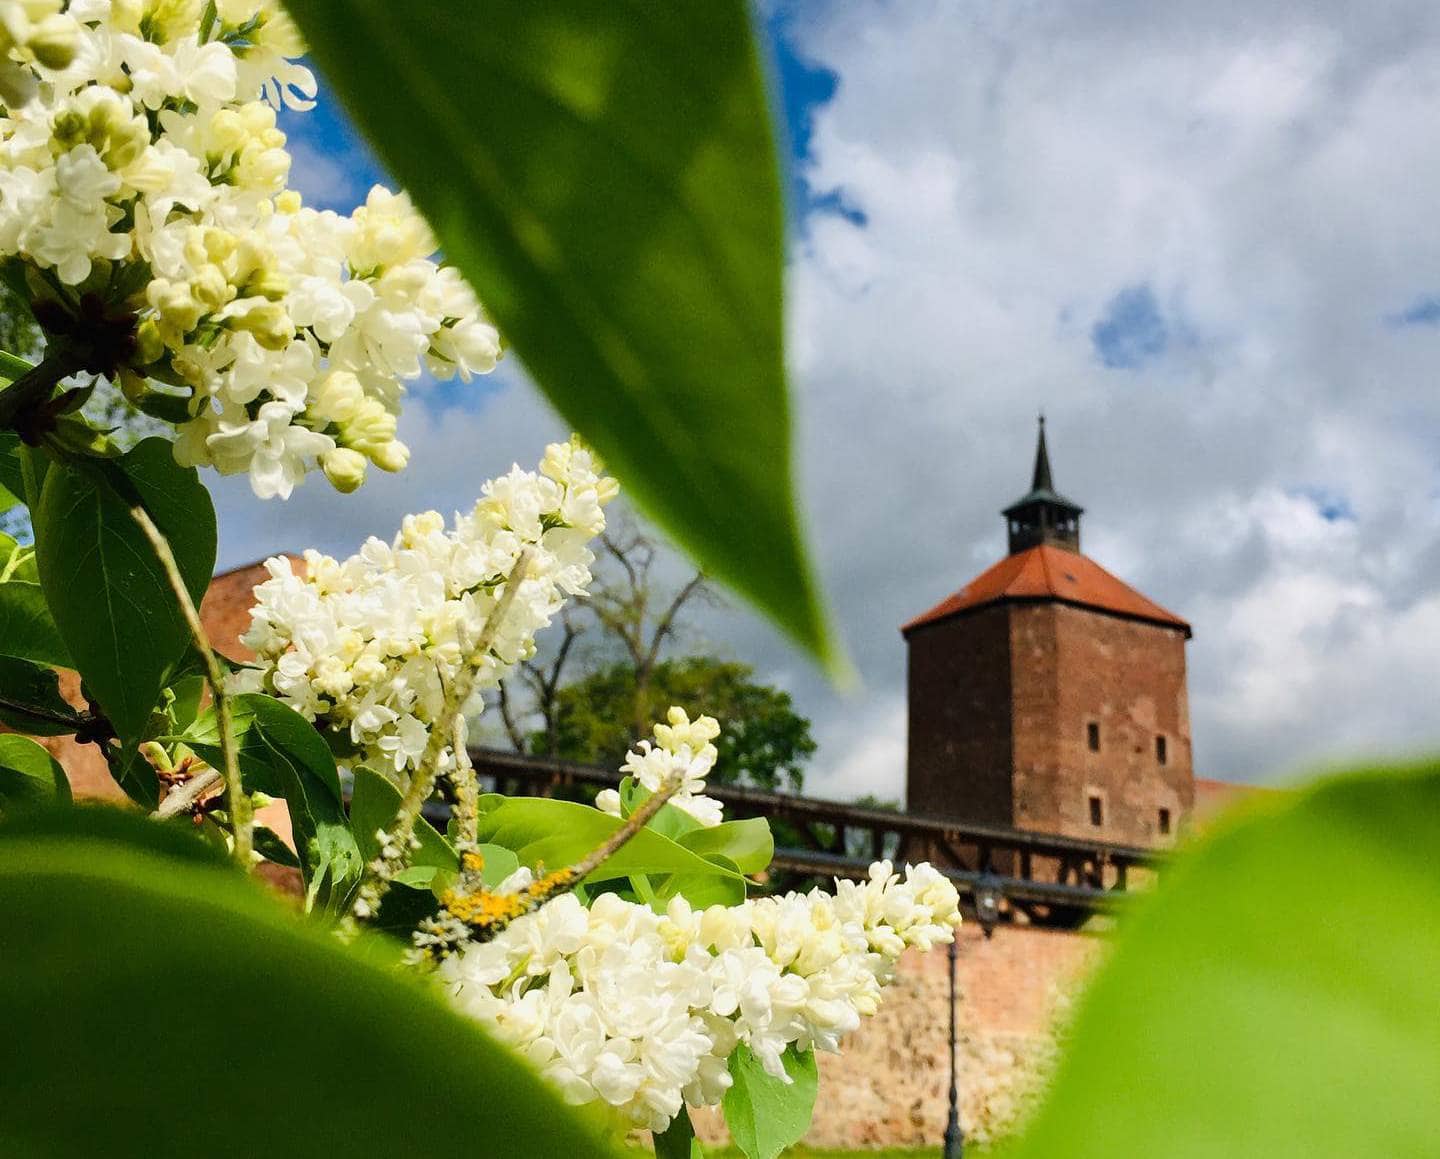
[1032,413,1054,492]
[1002,415,1084,555]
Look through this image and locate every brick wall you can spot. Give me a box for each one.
[1026,604,1193,845]
[906,605,1013,824]
[690,921,1103,1150]
[908,597,1195,850]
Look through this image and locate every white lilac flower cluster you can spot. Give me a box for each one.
[0,0,502,498]
[440,859,961,1133]
[595,706,725,828]
[231,439,617,776]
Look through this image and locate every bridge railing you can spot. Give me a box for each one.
[465,748,1159,925]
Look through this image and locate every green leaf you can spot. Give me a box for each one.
[351,765,458,876]
[656,859,747,909]
[0,348,31,382]
[348,766,459,933]
[0,654,86,736]
[474,841,521,888]
[619,775,702,841]
[1010,760,1440,1159]
[722,1044,818,1159]
[163,673,205,732]
[475,795,745,891]
[654,1105,705,1159]
[253,823,300,868]
[678,817,774,876]
[34,438,216,744]
[0,808,626,1159]
[183,694,362,912]
[290,2,839,670]
[0,430,28,502]
[0,580,68,667]
[0,734,70,812]
[0,530,39,581]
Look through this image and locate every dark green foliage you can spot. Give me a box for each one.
[543,657,817,791]
[33,438,215,748]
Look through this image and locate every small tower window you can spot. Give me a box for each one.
[1086,722,1100,752]
[1156,735,1168,765]
[1088,794,1104,827]
[1158,807,1172,835]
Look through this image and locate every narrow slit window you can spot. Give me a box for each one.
[1087,722,1100,752]
[1088,794,1103,827]
[1158,807,1172,835]
[1156,735,1168,765]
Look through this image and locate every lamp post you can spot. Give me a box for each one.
[944,875,1003,1159]
[943,933,963,1159]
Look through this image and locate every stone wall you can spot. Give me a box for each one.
[692,921,1104,1150]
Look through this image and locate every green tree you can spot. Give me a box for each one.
[540,656,816,792]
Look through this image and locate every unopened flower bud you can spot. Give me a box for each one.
[338,396,397,455]
[27,13,77,70]
[321,447,368,493]
[134,315,165,363]
[309,370,363,425]
[371,439,409,473]
[222,298,293,350]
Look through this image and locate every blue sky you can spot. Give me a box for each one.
[227,1,1440,797]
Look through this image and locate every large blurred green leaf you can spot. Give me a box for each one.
[1009,760,1440,1159]
[0,809,625,1158]
[0,734,70,812]
[476,795,745,891]
[183,694,363,911]
[291,1,838,671]
[33,439,215,745]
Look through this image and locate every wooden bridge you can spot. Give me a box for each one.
[467,748,1159,926]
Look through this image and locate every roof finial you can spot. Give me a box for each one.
[1032,412,1054,492]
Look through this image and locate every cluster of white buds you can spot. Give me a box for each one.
[439,859,961,1133]
[0,0,502,497]
[596,707,725,828]
[231,439,617,776]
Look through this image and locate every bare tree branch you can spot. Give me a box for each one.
[496,679,527,752]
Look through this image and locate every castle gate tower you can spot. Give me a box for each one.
[902,419,1195,848]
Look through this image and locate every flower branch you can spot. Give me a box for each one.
[130,505,251,867]
[348,547,535,929]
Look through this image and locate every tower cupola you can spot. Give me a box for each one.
[1003,416,1083,554]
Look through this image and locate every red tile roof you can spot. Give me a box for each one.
[902,544,1191,636]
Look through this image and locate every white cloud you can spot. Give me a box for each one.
[764,0,1440,794]
[216,2,1440,804]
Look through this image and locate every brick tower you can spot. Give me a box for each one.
[902,419,1195,848]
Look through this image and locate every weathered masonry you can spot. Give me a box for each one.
[903,418,1195,862]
